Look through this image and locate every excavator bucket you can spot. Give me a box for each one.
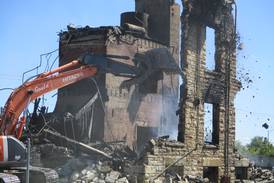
[120,48,182,89]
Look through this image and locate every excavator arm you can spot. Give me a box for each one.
[0,60,98,138]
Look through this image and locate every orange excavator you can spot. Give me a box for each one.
[0,48,181,182]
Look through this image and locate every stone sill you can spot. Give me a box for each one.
[203,144,219,149]
[163,141,185,148]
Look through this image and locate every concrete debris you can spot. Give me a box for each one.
[185,175,209,183]
[57,158,129,183]
[234,167,274,183]
[153,174,210,183]
[249,167,274,182]
[105,171,121,183]
[31,143,73,168]
[237,42,244,51]
[31,138,136,183]
[116,177,129,183]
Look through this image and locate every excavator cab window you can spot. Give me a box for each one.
[8,136,27,162]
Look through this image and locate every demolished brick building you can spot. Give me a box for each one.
[49,0,250,182]
[54,0,180,151]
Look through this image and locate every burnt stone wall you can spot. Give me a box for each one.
[132,0,242,182]
[55,29,107,141]
[178,0,241,180]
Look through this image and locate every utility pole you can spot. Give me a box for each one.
[26,138,30,183]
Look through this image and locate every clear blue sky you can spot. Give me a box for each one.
[0,0,273,145]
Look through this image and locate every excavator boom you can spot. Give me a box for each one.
[0,48,181,139]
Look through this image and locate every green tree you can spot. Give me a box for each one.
[247,136,274,156]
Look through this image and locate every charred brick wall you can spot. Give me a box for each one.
[56,29,179,148]
[55,28,108,141]
[55,0,180,149]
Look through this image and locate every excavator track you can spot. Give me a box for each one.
[11,166,59,183]
[0,173,20,183]
[28,166,59,183]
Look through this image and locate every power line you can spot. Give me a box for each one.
[0,88,14,91]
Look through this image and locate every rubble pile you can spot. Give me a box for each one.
[31,143,73,167]
[248,167,274,183]
[32,141,136,183]
[57,158,130,183]
[164,174,210,183]
[184,175,209,183]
